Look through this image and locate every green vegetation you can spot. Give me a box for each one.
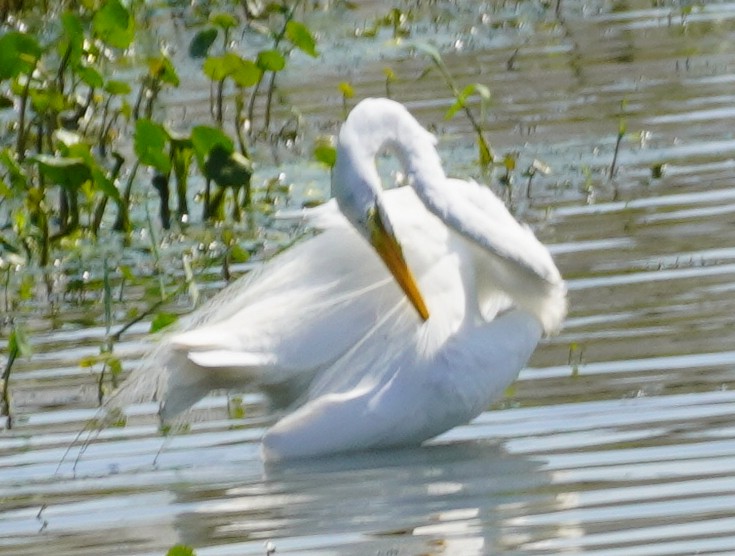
[166,545,196,556]
[0,0,321,425]
[0,0,320,270]
[0,0,570,424]
[410,40,495,169]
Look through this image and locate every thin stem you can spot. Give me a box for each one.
[429,55,494,165]
[246,77,263,134]
[114,160,139,232]
[234,89,249,157]
[1,341,17,429]
[111,276,192,342]
[16,70,35,162]
[216,78,225,126]
[609,130,624,181]
[263,71,277,133]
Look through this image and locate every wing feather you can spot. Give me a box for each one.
[415,178,566,333]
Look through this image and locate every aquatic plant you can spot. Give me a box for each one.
[0,0,321,270]
[338,81,355,118]
[1,323,30,428]
[192,1,318,137]
[410,41,495,169]
[0,0,324,415]
[166,544,196,556]
[609,99,627,181]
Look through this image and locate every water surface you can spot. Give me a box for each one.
[3,2,735,555]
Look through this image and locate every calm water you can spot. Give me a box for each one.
[3,2,735,555]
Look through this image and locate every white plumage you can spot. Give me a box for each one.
[110,98,566,461]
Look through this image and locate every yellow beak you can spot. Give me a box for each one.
[369,206,430,321]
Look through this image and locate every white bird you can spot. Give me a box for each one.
[110,98,566,461]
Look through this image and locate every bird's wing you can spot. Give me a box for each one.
[415,178,566,333]
[169,226,401,381]
[107,223,401,420]
[187,350,277,369]
[419,178,559,282]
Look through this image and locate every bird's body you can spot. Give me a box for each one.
[111,98,566,461]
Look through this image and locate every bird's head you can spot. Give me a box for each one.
[365,201,430,321]
[332,156,429,322]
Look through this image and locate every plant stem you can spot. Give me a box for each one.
[609,131,623,181]
[1,341,17,429]
[216,78,225,126]
[263,71,278,133]
[115,160,139,232]
[16,70,34,162]
[234,89,250,158]
[429,54,494,165]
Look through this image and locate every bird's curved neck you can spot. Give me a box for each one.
[333,102,447,222]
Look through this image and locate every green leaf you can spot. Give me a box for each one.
[119,265,134,281]
[445,83,491,121]
[148,55,180,87]
[478,135,494,167]
[338,81,354,98]
[29,88,66,114]
[60,11,85,67]
[93,0,135,49]
[191,125,233,171]
[256,49,285,72]
[19,273,34,301]
[202,54,239,82]
[0,32,42,80]
[107,355,123,378]
[166,544,196,556]
[58,141,121,202]
[9,324,32,358]
[134,119,171,174]
[285,20,318,57]
[150,312,179,333]
[104,79,132,96]
[80,354,101,368]
[0,149,28,191]
[33,155,92,190]
[445,83,475,120]
[210,12,238,30]
[189,28,218,58]
[230,58,261,88]
[204,146,252,188]
[92,168,121,202]
[76,65,104,88]
[229,244,250,264]
[204,53,262,88]
[313,136,336,168]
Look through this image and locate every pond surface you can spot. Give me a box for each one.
[3,1,735,554]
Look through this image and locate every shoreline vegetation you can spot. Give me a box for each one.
[1,1,332,423]
[1,0,516,422]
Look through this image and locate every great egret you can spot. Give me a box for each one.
[110,98,566,461]
[261,98,566,459]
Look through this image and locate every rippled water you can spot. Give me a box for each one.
[3,2,735,555]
